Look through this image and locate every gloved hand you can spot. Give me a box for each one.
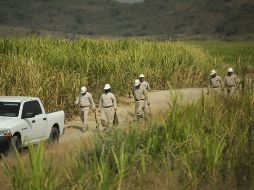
[147,102,151,106]
[114,107,117,112]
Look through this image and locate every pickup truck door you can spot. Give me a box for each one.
[22,100,47,143]
[33,113,48,141]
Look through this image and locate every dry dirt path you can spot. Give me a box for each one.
[60,88,206,143]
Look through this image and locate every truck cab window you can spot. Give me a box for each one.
[22,100,42,116]
[0,102,20,117]
[33,101,42,115]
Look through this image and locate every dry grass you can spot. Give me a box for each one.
[1,37,254,190]
[2,89,254,189]
[0,37,220,118]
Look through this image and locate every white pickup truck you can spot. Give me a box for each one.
[0,96,65,153]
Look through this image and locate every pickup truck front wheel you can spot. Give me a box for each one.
[9,136,21,153]
[48,127,60,143]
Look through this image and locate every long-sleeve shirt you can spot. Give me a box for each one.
[99,92,117,109]
[133,86,149,103]
[208,76,223,88]
[75,92,95,108]
[140,81,151,91]
[224,74,240,88]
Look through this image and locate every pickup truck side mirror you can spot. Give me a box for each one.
[22,112,36,119]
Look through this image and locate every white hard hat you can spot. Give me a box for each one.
[134,79,140,87]
[139,74,145,78]
[210,70,216,75]
[80,86,87,93]
[228,68,234,73]
[104,84,111,90]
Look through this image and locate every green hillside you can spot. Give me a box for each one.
[0,0,253,39]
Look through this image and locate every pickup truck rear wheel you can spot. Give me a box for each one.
[9,136,21,153]
[49,127,60,143]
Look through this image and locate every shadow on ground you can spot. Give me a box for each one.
[67,125,83,131]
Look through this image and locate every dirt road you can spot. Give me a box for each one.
[61,88,206,143]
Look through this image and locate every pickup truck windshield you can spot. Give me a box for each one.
[0,102,20,117]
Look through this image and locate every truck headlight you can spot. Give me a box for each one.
[0,129,12,136]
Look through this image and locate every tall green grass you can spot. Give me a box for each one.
[3,144,59,190]
[0,37,222,118]
[189,41,254,67]
[3,87,254,189]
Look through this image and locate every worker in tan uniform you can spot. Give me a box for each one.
[224,68,240,96]
[139,74,151,91]
[208,69,223,94]
[99,84,117,130]
[133,79,150,119]
[75,86,96,132]
[139,74,151,114]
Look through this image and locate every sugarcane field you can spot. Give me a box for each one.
[0,1,254,190]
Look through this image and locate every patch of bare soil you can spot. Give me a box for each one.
[60,88,206,143]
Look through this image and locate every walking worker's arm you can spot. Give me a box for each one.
[129,87,135,98]
[75,95,80,105]
[128,87,133,98]
[219,76,224,88]
[147,82,151,91]
[144,88,150,105]
[88,93,96,109]
[111,94,117,110]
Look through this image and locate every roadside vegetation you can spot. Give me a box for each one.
[2,87,254,190]
[189,41,254,67]
[0,37,220,118]
[0,37,254,189]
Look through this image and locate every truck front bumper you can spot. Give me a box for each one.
[0,136,11,153]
